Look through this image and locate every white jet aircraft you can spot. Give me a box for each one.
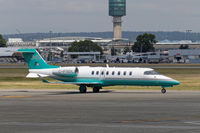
[18,49,180,93]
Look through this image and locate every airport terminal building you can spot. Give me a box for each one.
[36,37,112,48]
[2,37,200,64]
[155,40,200,51]
[168,49,200,63]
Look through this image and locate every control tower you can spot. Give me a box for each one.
[109,0,126,40]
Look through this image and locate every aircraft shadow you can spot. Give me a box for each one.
[112,91,161,94]
[48,90,113,95]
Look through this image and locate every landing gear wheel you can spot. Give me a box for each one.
[161,88,166,94]
[79,85,87,93]
[93,87,100,93]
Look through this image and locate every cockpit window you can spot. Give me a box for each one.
[144,70,160,75]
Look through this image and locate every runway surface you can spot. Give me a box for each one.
[0,89,200,133]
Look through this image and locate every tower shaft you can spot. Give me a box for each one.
[109,0,126,40]
[113,16,122,40]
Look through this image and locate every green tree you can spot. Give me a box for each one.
[132,33,157,52]
[0,34,6,47]
[179,44,189,49]
[68,40,103,57]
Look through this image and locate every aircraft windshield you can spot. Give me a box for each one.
[144,70,160,75]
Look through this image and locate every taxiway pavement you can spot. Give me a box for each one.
[0,90,200,133]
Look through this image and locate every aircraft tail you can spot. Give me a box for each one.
[18,49,59,69]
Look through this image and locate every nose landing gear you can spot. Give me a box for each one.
[161,88,166,94]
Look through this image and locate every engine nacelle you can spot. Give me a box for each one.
[52,67,79,77]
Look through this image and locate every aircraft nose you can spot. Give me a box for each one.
[172,80,180,85]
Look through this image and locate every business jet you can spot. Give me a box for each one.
[18,49,180,94]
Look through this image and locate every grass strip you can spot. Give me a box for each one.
[0,68,199,90]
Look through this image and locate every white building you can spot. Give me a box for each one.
[8,38,23,43]
[7,38,36,47]
[36,37,112,48]
[169,49,200,63]
[155,40,200,51]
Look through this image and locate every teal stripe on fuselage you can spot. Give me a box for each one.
[102,79,177,87]
[53,77,178,87]
[52,77,101,83]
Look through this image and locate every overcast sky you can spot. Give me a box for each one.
[0,0,200,34]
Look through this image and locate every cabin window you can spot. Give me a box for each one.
[112,71,115,75]
[106,71,109,75]
[91,71,94,75]
[123,71,126,76]
[129,72,132,76]
[144,70,160,75]
[96,71,99,75]
[101,71,104,75]
[118,71,121,75]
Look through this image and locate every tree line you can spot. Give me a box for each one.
[0,34,6,47]
[3,31,200,42]
[0,32,189,54]
[68,33,157,56]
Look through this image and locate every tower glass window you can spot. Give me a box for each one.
[109,0,126,16]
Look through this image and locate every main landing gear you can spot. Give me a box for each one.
[161,87,166,94]
[79,85,87,93]
[93,87,101,93]
[79,85,101,93]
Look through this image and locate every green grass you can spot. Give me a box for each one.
[0,68,200,90]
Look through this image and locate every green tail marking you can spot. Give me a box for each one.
[18,49,59,69]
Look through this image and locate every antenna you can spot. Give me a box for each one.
[16,29,21,34]
[16,29,23,41]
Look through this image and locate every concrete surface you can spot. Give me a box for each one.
[0,89,200,133]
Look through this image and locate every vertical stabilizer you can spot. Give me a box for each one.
[18,49,59,69]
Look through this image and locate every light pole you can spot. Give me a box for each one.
[49,30,53,47]
[49,30,53,61]
[186,30,192,40]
